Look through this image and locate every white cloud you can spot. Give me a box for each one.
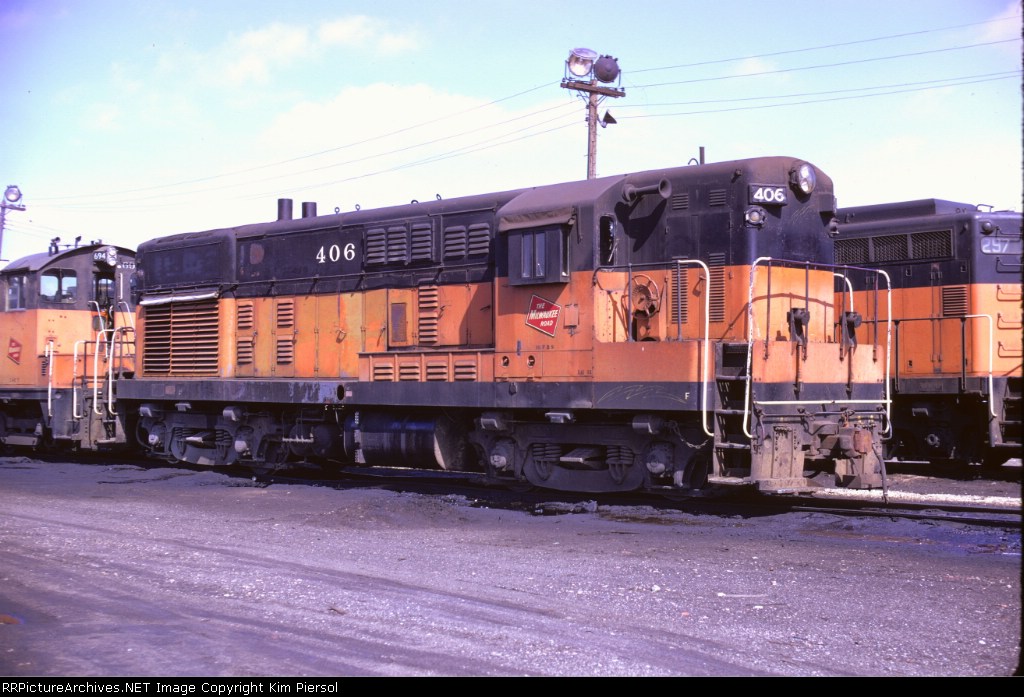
[220,23,311,85]
[317,15,419,54]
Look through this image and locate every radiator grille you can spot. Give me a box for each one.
[143,299,220,375]
[872,234,908,263]
[911,230,952,259]
[834,238,869,265]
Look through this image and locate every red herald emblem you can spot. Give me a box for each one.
[7,338,22,364]
[525,295,561,337]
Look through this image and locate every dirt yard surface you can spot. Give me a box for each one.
[0,457,1019,677]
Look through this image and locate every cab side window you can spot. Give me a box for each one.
[5,275,27,311]
[508,225,570,286]
[41,269,78,303]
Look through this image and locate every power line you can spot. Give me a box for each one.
[618,72,1018,120]
[631,38,1020,90]
[615,70,1020,110]
[630,14,1020,74]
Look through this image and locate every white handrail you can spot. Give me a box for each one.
[672,259,713,437]
[44,341,55,418]
[72,340,87,419]
[743,259,893,439]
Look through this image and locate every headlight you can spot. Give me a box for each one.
[789,162,816,195]
[745,206,767,228]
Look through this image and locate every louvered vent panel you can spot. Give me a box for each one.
[467,223,491,256]
[237,338,254,365]
[237,302,254,330]
[708,189,727,206]
[426,361,449,381]
[872,234,908,262]
[143,299,220,376]
[142,305,172,373]
[708,253,726,323]
[942,286,968,317]
[671,267,689,325]
[834,238,869,265]
[373,363,395,381]
[398,362,421,381]
[911,230,952,260]
[366,228,387,265]
[453,360,478,381]
[410,223,434,262]
[276,299,294,328]
[418,286,440,345]
[276,338,294,364]
[671,193,690,210]
[443,226,467,259]
[387,226,408,263]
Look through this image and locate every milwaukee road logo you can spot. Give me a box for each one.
[525,295,560,337]
[7,338,21,364]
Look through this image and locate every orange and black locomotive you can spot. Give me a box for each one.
[110,157,890,493]
[0,242,136,450]
[835,199,1022,469]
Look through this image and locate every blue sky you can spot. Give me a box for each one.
[0,0,1020,262]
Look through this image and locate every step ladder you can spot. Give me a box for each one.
[713,342,752,478]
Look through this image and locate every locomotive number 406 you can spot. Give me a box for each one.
[316,243,357,264]
[749,185,788,205]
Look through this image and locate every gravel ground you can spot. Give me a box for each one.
[0,457,1019,677]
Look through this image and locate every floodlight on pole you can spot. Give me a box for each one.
[1,184,27,261]
[560,48,625,179]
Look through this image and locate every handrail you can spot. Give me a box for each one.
[72,340,87,419]
[117,300,136,329]
[892,313,995,417]
[744,258,893,439]
[672,259,712,437]
[93,329,113,416]
[44,341,55,418]
[834,272,854,313]
[106,326,136,416]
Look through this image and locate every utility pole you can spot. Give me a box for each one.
[560,49,624,179]
[1,185,26,261]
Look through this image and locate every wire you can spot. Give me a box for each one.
[614,71,1020,112]
[630,14,1021,75]
[630,38,1021,90]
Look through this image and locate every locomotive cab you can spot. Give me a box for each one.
[0,242,136,449]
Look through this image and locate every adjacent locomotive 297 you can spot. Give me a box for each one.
[120,157,890,493]
[836,199,1022,468]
